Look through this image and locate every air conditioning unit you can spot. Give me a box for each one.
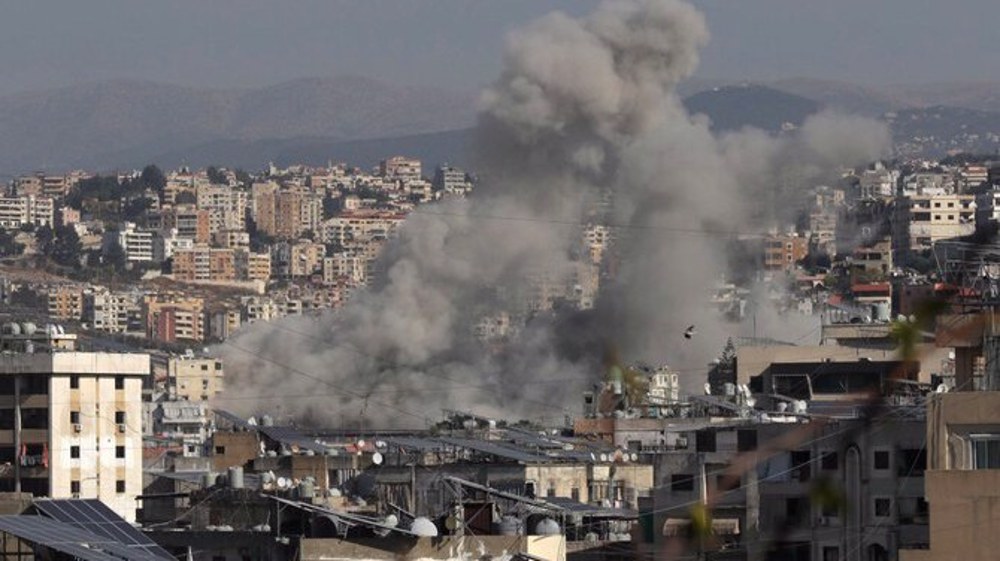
[117,424,126,434]
[72,423,82,433]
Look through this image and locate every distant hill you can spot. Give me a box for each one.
[129,128,478,173]
[888,105,1000,157]
[0,76,476,175]
[765,78,903,116]
[682,84,821,132]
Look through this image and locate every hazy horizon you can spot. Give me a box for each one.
[1,0,998,96]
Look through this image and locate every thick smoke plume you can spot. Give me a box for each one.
[218,0,889,428]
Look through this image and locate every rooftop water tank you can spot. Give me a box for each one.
[410,517,438,537]
[494,516,522,536]
[228,466,244,489]
[534,518,561,536]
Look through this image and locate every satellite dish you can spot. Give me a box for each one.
[372,452,384,465]
[704,383,712,395]
[936,384,949,393]
[599,453,609,462]
[590,452,597,462]
[357,439,366,449]
[629,452,639,462]
[277,477,289,489]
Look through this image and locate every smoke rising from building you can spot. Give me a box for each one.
[218,0,890,427]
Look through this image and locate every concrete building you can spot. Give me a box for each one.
[171,247,237,282]
[237,251,272,283]
[850,237,893,276]
[380,156,422,183]
[433,164,472,195]
[144,295,205,343]
[196,184,247,233]
[901,391,1000,561]
[165,206,211,244]
[764,234,809,272]
[85,291,140,334]
[116,222,156,262]
[0,196,54,229]
[148,399,211,458]
[46,287,83,321]
[323,253,367,286]
[166,355,224,402]
[0,325,148,521]
[898,194,976,252]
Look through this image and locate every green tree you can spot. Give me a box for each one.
[50,225,82,267]
[0,228,24,257]
[140,165,167,194]
[206,166,227,185]
[34,226,54,255]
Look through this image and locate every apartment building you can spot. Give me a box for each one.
[116,222,156,262]
[433,164,472,195]
[901,391,1000,561]
[171,247,237,282]
[323,253,367,286]
[251,181,279,235]
[850,237,893,276]
[897,194,975,252]
[270,241,324,279]
[144,295,205,343]
[196,184,248,234]
[213,230,250,250]
[164,206,211,244]
[166,355,224,402]
[763,234,809,272]
[321,210,405,247]
[379,156,422,183]
[85,291,140,334]
[236,251,271,283]
[46,287,84,321]
[0,325,148,522]
[0,196,55,229]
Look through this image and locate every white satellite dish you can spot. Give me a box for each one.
[935,384,949,393]
[357,439,366,449]
[599,453,609,463]
[590,452,597,462]
[277,477,289,489]
[629,452,639,462]
[704,383,712,395]
[372,452,384,465]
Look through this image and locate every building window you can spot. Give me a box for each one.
[790,450,811,481]
[874,450,890,470]
[737,429,757,452]
[69,375,79,389]
[571,487,580,501]
[115,376,125,390]
[115,446,125,459]
[525,481,536,498]
[21,408,48,429]
[874,497,892,518]
[972,435,1000,469]
[716,474,738,492]
[114,411,126,424]
[70,446,80,459]
[69,411,80,424]
[821,451,838,470]
[696,431,716,452]
[671,474,695,492]
[823,546,841,561]
[116,480,126,494]
[70,480,80,494]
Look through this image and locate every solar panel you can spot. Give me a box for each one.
[436,437,550,463]
[0,515,153,561]
[259,426,330,453]
[32,499,173,559]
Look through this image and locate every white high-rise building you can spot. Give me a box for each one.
[0,323,148,521]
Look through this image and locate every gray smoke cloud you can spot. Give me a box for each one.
[217,0,889,428]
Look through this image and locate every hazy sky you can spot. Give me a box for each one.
[0,0,996,95]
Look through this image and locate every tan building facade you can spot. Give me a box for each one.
[902,391,1000,561]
